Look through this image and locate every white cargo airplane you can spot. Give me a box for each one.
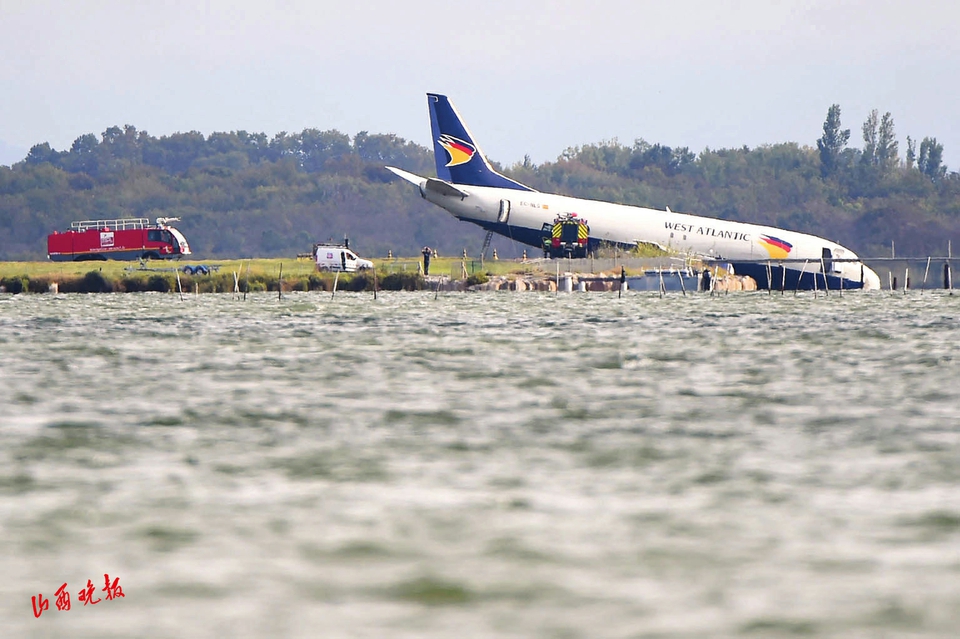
[387,93,881,290]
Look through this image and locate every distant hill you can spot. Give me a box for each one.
[0,122,958,261]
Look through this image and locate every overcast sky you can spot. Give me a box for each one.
[2,0,958,172]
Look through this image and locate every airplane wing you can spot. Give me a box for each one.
[386,166,470,199]
[634,240,669,252]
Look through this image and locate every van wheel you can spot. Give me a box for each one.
[319,266,330,272]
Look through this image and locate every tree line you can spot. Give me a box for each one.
[0,107,957,261]
[817,104,947,184]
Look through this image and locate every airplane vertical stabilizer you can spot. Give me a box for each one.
[427,93,535,192]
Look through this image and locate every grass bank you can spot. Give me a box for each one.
[0,256,548,294]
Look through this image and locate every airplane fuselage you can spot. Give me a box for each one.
[415,180,880,290]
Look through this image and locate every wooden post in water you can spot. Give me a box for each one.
[922,257,931,295]
[676,268,686,296]
[904,267,909,295]
[176,268,184,301]
[766,261,773,296]
[795,260,808,296]
[243,261,250,301]
[331,270,339,299]
[780,263,786,295]
[233,271,240,300]
[277,263,283,301]
[658,267,665,298]
[813,261,819,298]
[949,240,954,295]
[820,258,829,296]
[373,266,378,300]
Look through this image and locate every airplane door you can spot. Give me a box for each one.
[822,247,840,273]
[498,200,511,224]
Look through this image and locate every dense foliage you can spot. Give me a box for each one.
[1,106,957,261]
[0,126,478,260]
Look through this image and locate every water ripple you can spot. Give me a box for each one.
[1,291,959,637]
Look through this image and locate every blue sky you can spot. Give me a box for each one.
[2,0,958,172]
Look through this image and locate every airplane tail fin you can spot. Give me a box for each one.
[427,93,534,192]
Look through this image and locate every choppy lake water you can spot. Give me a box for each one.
[2,290,959,638]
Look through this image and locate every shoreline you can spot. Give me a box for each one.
[0,256,758,294]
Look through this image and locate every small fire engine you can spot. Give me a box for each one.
[47,218,191,262]
[541,213,589,259]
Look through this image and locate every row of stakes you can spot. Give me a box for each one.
[169,255,954,302]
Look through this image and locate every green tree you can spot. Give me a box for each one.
[353,131,432,173]
[266,131,296,162]
[861,109,879,167]
[25,143,60,166]
[141,131,207,173]
[918,137,946,180]
[63,133,102,176]
[876,112,898,174]
[296,129,351,173]
[816,104,850,178]
[629,140,694,176]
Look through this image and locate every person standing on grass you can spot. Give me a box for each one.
[422,246,432,275]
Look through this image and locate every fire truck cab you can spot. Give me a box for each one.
[47,217,191,262]
[542,213,589,259]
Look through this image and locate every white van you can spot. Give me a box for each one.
[314,245,374,272]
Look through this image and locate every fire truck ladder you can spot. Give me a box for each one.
[71,218,150,232]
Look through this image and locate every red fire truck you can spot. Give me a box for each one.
[47,217,192,262]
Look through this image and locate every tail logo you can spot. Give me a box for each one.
[438,134,476,167]
[758,234,793,259]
